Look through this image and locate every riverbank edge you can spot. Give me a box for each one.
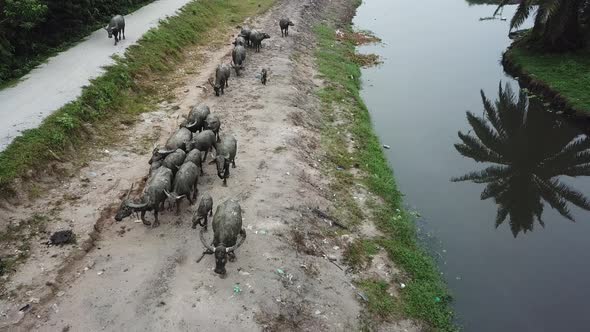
[502,46,590,122]
[0,0,275,195]
[0,0,158,88]
[314,3,456,330]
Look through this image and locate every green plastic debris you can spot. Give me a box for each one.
[233,284,242,294]
[434,296,441,303]
[276,268,285,275]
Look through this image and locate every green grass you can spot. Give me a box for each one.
[507,46,590,112]
[344,238,379,270]
[314,23,455,330]
[358,279,398,318]
[0,0,275,192]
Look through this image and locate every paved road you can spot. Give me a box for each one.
[0,0,194,151]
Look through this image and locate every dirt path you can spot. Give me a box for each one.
[1,0,369,330]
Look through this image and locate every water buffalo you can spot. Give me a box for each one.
[184,149,204,174]
[163,127,193,152]
[261,68,267,85]
[233,36,246,47]
[279,18,294,37]
[184,104,210,133]
[210,134,237,186]
[199,199,246,275]
[187,130,216,161]
[105,15,125,45]
[231,45,246,76]
[164,162,199,215]
[208,64,231,96]
[250,30,270,52]
[205,113,221,142]
[114,167,172,227]
[192,193,213,229]
[240,27,252,47]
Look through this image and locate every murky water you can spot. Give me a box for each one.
[354,0,590,331]
[0,0,194,151]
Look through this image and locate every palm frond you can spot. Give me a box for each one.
[466,111,505,155]
[451,165,512,183]
[480,89,504,136]
[535,177,575,221]
[511,0,535,29]
[455,132,506,164]
[562,164,590,177]
[481,181,508,200]
[495,206,509,228]
[547,178,590,210]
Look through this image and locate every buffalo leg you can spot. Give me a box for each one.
[192,183,198,200]
[122,27,125,40]
[232,158,236,168]
[202,215,208,231]
[141,210,150,226]
[175,199,181,216]
[153,209,160,227]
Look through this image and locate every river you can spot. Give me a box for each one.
[0,0,194,151]
[354,0,590,331]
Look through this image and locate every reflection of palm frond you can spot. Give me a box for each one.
[453,83,590,237]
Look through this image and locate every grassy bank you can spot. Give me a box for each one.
[505,46,590,113]
[0,0,274,193]
[314,22,455,331]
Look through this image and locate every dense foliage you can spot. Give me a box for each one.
[498,0,590,51]
[0,0,154,84]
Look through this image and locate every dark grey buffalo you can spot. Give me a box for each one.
[164,127,193,151]
[184,104,210,133]
[205,114,221,142]
[114,167,172,227]
[188,130,216,161]
[105,15,125,45]
[208,64,231,96]
[192,193,213,229]
[261,68,268,85]
[250,30,270,52]
[199,199,246,275]
[240,27,252,47]
[279,18,294,37]
[233,36,246,47]
[231,45,246,76]
[162,149,186,174]
[164,162,199,215]
[185,149,204,174]
[210,134,237,186]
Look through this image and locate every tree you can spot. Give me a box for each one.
[453,83,590,237]
[2,0,47,29]
[497,0,586,51]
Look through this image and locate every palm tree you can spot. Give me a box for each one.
[496,0,586,51]
[453,83,590,237]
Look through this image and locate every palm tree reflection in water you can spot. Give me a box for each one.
[453,83,590,237]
